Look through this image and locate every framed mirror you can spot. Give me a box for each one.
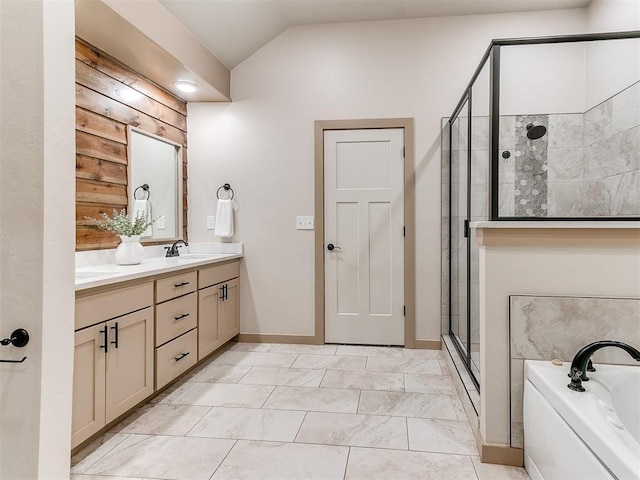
[128,127,183,242]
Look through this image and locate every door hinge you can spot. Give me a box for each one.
[402,146,405,158]
[464,219,470,238]
[403,305,406,317]
[403,226,406,237]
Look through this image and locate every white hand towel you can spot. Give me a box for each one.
[132,199,152,237]
[214,199,234,237]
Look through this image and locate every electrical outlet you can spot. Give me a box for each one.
[296,216,314,230]
[157,215,166,230]
[207,216,216,229]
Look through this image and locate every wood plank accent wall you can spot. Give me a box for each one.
[75,38,188,250]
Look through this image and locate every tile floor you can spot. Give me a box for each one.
[71,342,530,480]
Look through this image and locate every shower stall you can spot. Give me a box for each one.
[443,31,640,393]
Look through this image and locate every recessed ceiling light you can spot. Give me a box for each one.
[173,81,198,93]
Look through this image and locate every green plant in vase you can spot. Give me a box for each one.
[85,209,155,265]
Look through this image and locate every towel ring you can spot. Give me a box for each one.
[134,184,150,200]
[216,183,234,200]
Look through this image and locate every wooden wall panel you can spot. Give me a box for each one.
[76,38,188,251]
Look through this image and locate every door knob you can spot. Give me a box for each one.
[327,243,341,251]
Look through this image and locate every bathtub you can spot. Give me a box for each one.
[524,360,640,480]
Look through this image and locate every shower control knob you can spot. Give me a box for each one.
[502,151,511,159]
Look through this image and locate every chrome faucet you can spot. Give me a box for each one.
[567,340,640,392]
[165,239,188,257]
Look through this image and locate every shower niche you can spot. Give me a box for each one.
[443,32,640,391]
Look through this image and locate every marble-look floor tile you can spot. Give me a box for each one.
[407,418,477,455]
[358,390,457,420]
[321,370,404,392]
[83,434,235,480]
[344,447,477,480]
[450,395,468,422]
[292,353,366,371]
[150,381,192,405]
[238,366,325,387]
[111,403,211,436]
[71,433,130,473]
[366,357,442,375]
[262,386,360,413]
[186,364,251,384]
[212,351,298,367]
[172,383,274,408]
[71,476,143,480]
[472,456,530,479]
[270,344,338,355]
[229,342,275,352]
[295,412,408,449]
[402,348,442,360]
[404,373,455,395]
[211,440,348,480]
[335,345,403,358]
[187,407,305,442]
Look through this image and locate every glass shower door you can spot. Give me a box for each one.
[450,99,469,363]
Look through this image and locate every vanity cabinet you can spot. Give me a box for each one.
[154,271,198,389]
[198,260,240,360]
[72,283,154,449]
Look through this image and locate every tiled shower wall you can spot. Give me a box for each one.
[499,81,640,217]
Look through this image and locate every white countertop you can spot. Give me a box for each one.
[75,242,243,292]
[471,221,640,229]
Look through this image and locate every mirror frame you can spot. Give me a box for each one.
[127,126,184,244]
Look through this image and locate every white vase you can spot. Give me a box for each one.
[115,235,144,265]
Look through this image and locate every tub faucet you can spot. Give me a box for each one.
[567,340,640,392]
[165,239,188,257]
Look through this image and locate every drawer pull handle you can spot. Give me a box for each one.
[174,313,190,321]
[174,352,190,362]
[174,281,190,288]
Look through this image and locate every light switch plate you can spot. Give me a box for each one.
[157,215,166,230]
[207,216,216,229]
[296,216,314,230]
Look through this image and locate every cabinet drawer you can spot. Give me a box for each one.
[76,282,153,330]
[156,271,197,303]
[155,292,197,347]
[155,329,197,390]
[199,260,240,289]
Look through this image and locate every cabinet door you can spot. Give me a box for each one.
[72,324,106,449]
[105,307,154,423]
[218,278,240,342]
[198,285,222,360]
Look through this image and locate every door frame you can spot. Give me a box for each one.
[314,118,416,348]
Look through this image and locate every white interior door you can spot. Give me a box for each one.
[324,128,404,345]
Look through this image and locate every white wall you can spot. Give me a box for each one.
[188,8,587,341]
[585,0,640,108]
[0,1,76,478]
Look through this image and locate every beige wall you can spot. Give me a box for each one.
[478,228,640,445]
[0,1,76,477]
[187,8,587,341]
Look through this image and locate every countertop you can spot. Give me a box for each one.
[75,253,243,292]
[470,221,640,229]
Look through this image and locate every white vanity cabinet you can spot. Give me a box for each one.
[154,271,198,389]
[198,260,241,360]
[72,282,154,449]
